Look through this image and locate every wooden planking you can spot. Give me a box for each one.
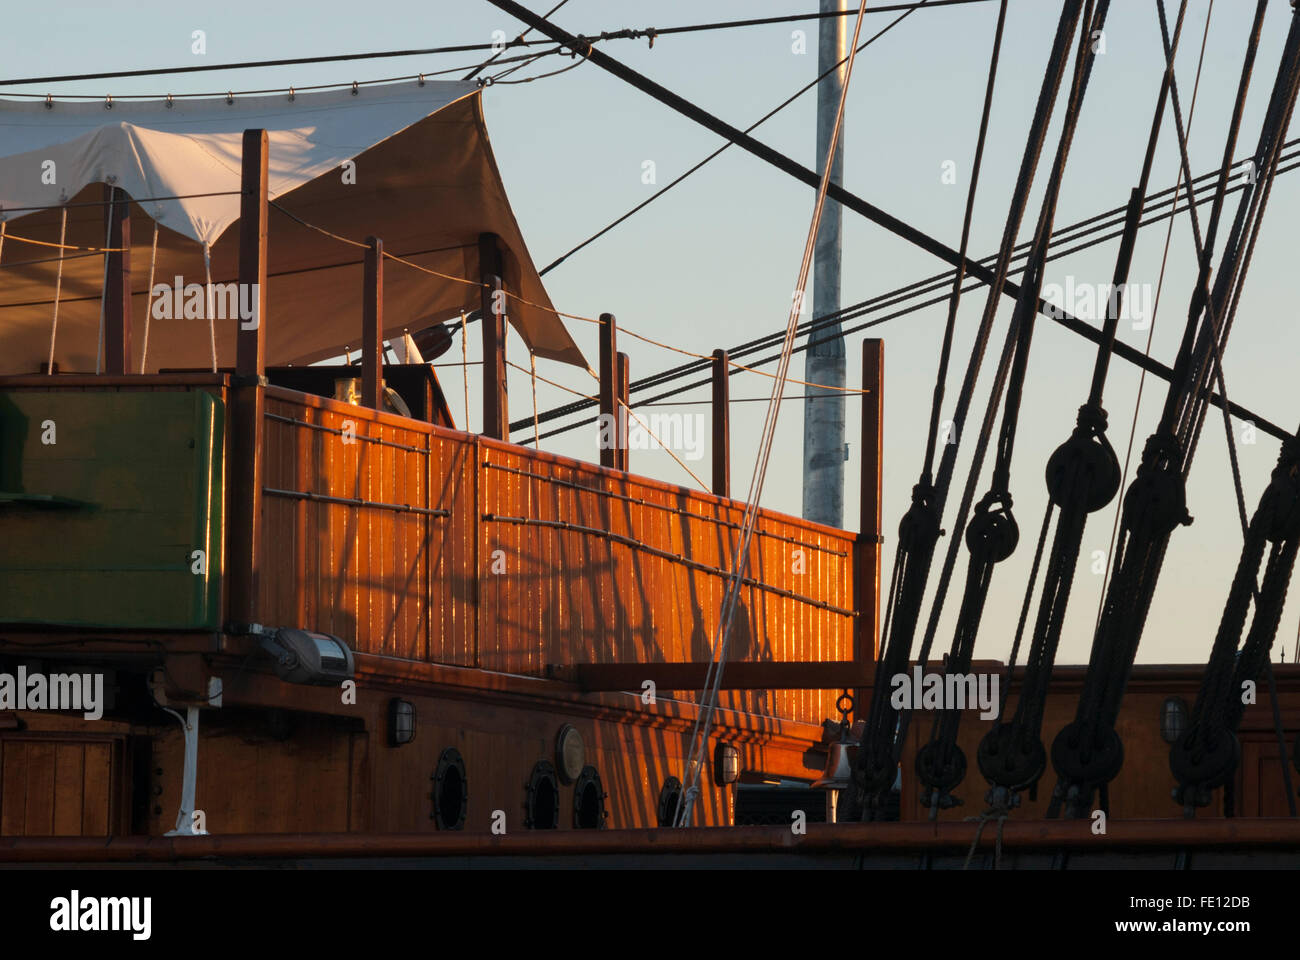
[0,737,116,836]
[474,442,857,724]
[251,385,857,724]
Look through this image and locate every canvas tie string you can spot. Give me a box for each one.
[46,208,68,375]
[139,222,160,373]
[95,203,115,374]
[203,241,217,373]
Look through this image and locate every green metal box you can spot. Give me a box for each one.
[0,389,224,629]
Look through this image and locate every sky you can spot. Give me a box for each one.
[6,0,1299,667]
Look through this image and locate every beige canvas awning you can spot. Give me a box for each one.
[0,82,585,373]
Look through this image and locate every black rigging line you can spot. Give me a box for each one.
[538,1,940,277]
[491,0,1291,452]
[854,0,1092,818]
[1051,0,1295,820]
[462,0,573,82]
[971,0,1186,813]
[916,0,1108,814]
[520,143,1300,443]
[518,150,1300,448]
[0,2,992,89]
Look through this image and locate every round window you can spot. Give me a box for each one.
[573,765,607,829]
[431,747,467,830]
[657,776,683,827]
[525,759,560,829]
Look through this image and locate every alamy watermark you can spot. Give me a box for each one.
[1041,278,1153,329]
[50,891,150,940]
[0,667,104,720]
[889,666,999,719]
[148,277,259,330]
[597,412,705,460]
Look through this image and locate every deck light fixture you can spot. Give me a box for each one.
[1161,697,1189,745]
[388,698,416,746]
[714,742,741,785]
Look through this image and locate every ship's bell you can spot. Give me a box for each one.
[812,739,858,790]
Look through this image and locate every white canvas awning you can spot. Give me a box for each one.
[0,81,586,373]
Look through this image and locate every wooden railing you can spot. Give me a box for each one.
[254,386,862,724]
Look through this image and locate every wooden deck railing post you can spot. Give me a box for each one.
[598,313,618,468]
[711,348,730,497]
[479,233,508,440]
[230,128,269,627]
[362,236,384,410]
[103,185,131,374]
[616,351,630,471]
[856,338,883,721]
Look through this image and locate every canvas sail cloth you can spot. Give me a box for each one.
[0,81,585,373]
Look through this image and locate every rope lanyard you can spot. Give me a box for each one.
[855,0,1088,817]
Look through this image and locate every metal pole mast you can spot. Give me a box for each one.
[802,0,848,528]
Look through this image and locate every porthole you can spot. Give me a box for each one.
[657,776,683,827]
[431,747,467,830]
[525,759,560,829]
[573,765,608,829]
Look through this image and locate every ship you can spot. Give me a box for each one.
[3,0,1300,872]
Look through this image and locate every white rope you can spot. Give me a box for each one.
[675,0,872,827]
[460,309,470,431]
[95,205,113,375]
[46,208,68,375]
[203,241,217,372]
[530,351,540,449]
[139,222,160,373]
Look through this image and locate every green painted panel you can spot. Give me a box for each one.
[0,389,224,629]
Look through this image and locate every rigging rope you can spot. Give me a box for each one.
[917,0,1111,815]
[1051,0,1299,819]
[853,0,1090,819]
[961,0,1188,813]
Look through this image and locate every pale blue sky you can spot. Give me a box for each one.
[6,0,1299,666]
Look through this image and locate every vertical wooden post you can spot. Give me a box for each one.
[598,313,618,468]
[103,185,131,375]
[479,233,508,439]
[231,128,269,626]
[362,237,384,410]
[616,351,630,472]
[856,339,883,721]
[711,348,730,497]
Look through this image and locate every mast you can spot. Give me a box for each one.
[802,0,848,528]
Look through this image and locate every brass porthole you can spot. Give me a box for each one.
[431,747,467,830]
[525,759,560,829]
[657,776,683,827]
[573,765,608,829]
